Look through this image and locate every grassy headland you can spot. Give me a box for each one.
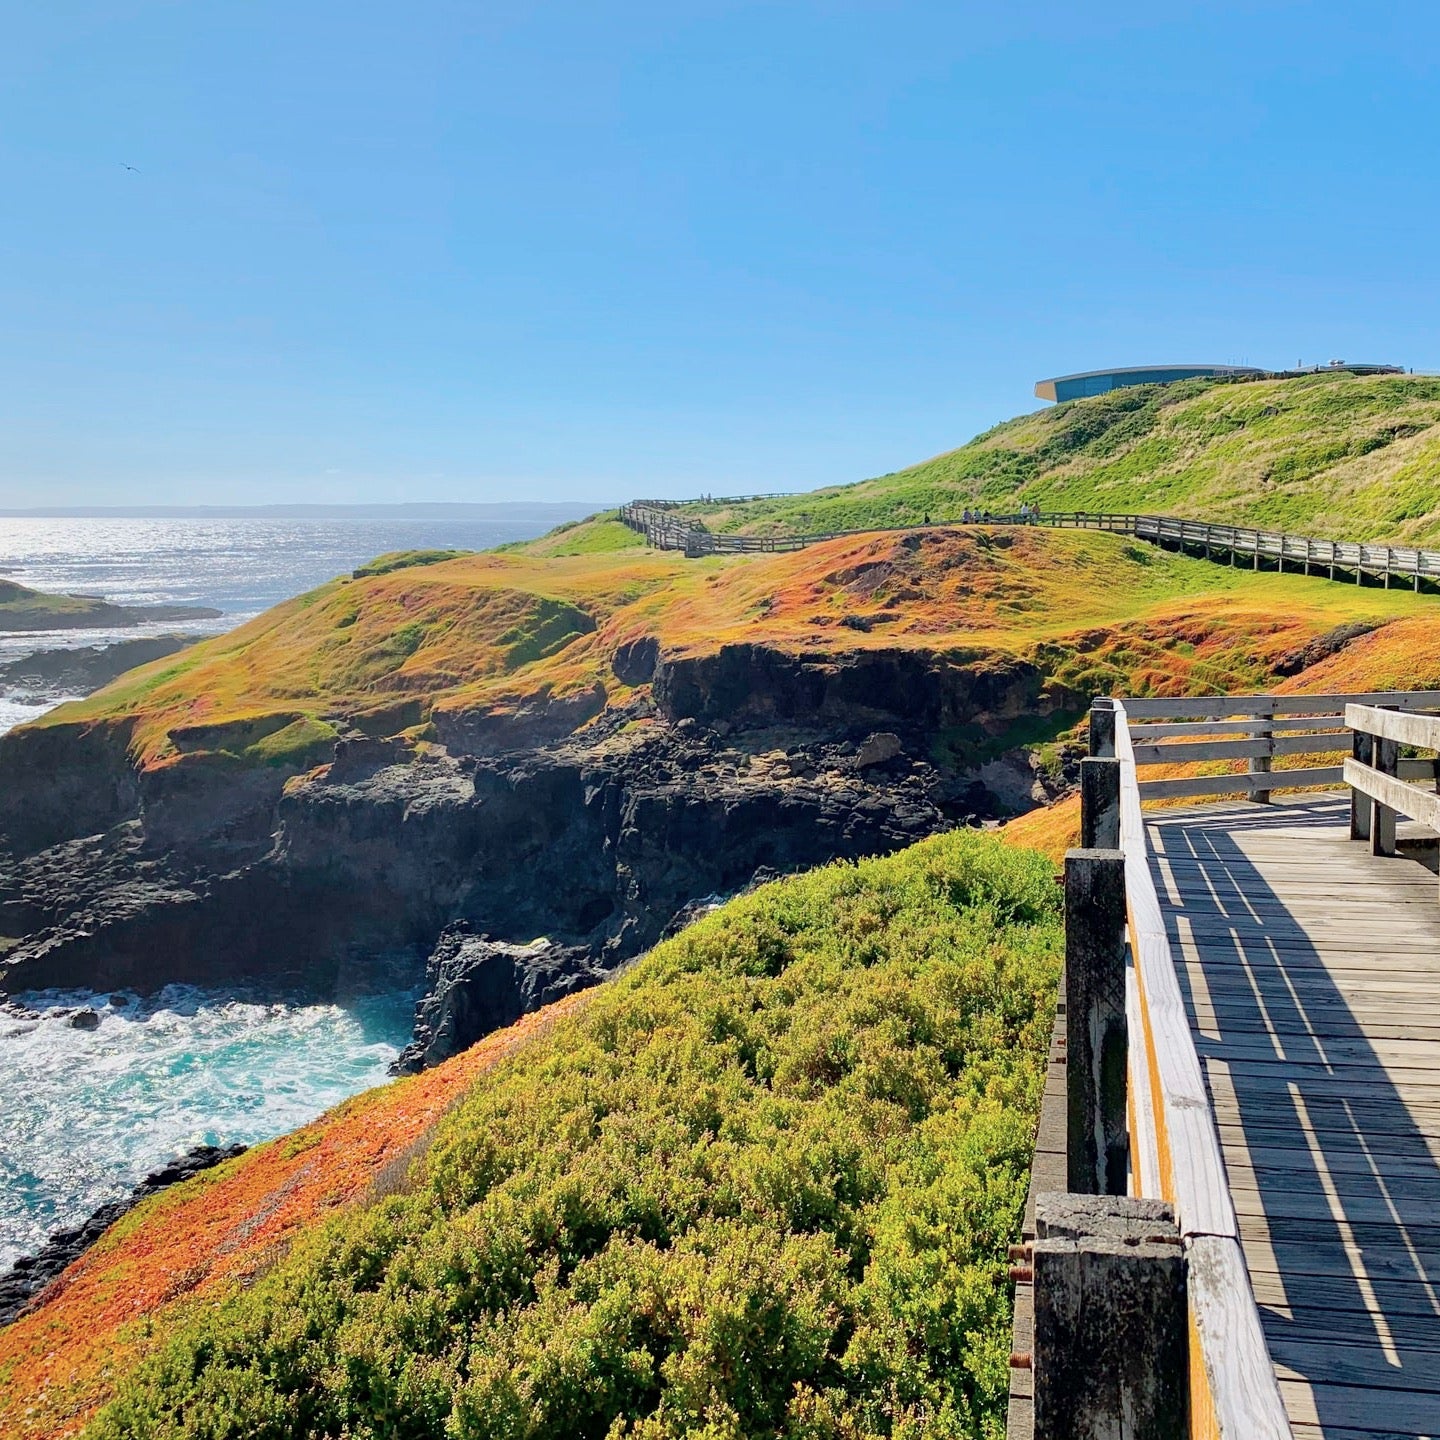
[685,372,1440,544]
[0,580,219,634]
[27,525,1436,778]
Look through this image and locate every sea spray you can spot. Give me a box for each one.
[0,983,415,1268]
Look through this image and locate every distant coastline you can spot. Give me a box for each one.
[0,502,613,520]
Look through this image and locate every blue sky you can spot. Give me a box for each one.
[2,1,1438,507]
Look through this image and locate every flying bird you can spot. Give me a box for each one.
[122,163,140,173]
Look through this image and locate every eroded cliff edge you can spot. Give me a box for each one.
[0,640,1076,1064]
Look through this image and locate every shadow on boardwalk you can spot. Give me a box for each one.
[1150,798,1440,1437]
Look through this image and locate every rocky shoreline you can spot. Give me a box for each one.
[0,1143,247,1326]
[0,641,1080,1073]
[0,635,202,700]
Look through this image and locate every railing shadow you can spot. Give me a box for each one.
[1149,797,1440,1436]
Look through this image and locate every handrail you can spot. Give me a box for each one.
[1113,692,1440,805]
[1114,701,1295,1439]
[1344,703,1440,852]
[617,500,1440,589]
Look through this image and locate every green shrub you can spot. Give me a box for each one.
[91,832,1060,1440]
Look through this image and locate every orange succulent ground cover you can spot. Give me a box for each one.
[0,993,592,1440]
[999,794,1080,864]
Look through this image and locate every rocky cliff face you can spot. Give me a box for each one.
[0,640,1077,1065]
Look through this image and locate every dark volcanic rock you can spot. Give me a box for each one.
[652,643,1070,734]
[1,722,954,1002]
[0,638,1072,1069]
[1274,620,1387,677]
[433,681,609,755]
[0,1143,246,1326]
[392,926,603,1073]
[612,636,660,685]
[0,634,202,698]
[0,719,142,855]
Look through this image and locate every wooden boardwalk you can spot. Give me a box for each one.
[1148,794,1440,1438]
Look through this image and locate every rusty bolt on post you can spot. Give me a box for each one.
[1009,1352,1033,1371]
[1008,1243,1033,1262]
[1008,1264,1034,1283]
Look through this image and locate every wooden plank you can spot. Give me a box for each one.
[1121,691,1440,720]
[1194,1003,1440,1036]
[1271,1305,1440,1353]
[1127,963,1162,1199]
[1196,1031,1440,1068]
[1187,1234,1295,1440]
[1272,1336,1440,1392]
[1280,1380,1440,1434]
[1291,1426,1440,1440]
[1157,858,1439,881]
[1348,704,1440,752]
[1139,767,1346,800]
[1224,1145,1440,1185]
[1249,1269,1440,1318]
[1244,1235,1440,1286]
[1345,757,1440,831]
[1133,733,1353,765]
[1130,716,1349,739]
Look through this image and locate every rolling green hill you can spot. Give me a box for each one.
[686,372,1440,544]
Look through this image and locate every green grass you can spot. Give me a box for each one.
[0,578,120,623]
[518,515,650,557]
[89,830,1061,1440]
[352,551,472,579]
[243,715,341,767]
[688,373,1440,546]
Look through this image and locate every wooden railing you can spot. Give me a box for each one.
[1345,703,1440,864]
[1121,691,1440,803]
[1111,698,1293,1438]
[618,499,1440,590]
[1025,689,1440,1436]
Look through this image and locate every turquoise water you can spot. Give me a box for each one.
[0,984,416,1269]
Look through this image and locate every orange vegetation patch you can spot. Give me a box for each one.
[998,795,1080,866]
[42,524,1433,777]
[0,993,592,1440]
[1277,615,1440,696]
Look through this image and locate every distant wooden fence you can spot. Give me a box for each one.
[618,500,1440,591]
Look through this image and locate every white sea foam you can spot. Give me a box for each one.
[0,984,416,1269]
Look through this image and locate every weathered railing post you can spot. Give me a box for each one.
[1089,698,1116,759]
[1248,703,1274,803]
[1372,717,1399,858]
[1031,1193,1188,1440]
[1350,727,1374,842]
[1064,848,1128,1195]
[1080,757,1121,850]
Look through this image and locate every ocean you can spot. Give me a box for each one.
[0,513,571,1267]
[0,514,565,732]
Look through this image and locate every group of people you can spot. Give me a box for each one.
[945,501,1042,525]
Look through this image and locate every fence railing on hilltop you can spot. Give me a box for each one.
[617,500,1440,591]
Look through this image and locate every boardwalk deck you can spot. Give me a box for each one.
[1147,794,1440,1438]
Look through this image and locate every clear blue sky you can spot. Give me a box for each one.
[2,1,1438,507]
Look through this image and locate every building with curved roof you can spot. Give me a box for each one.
[1034,364,1265,403]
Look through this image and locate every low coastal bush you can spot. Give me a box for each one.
[91,831,1060,1440]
